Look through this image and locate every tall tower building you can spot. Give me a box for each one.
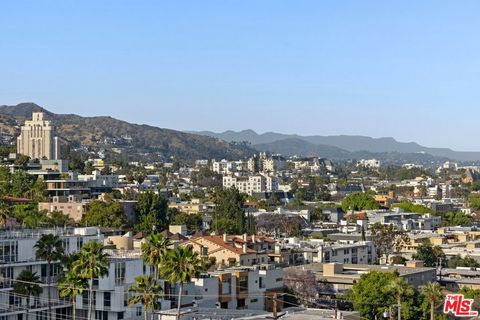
[17,111,60,160]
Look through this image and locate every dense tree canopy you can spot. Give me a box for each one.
[135,192,168,233]
[341,192,380,211]
[413,243,445,267]
[83,200,128,228]
[210,187,245,234]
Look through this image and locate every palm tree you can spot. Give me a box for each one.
[141,234,172,279]
[161,246,204,320]
[0,200,10,228]
[72,242,109,320]
[58,271,88,320]
[35,234,65,320]
[387,277,414,320]
[421,282,444,320]
[13,270,43,320]
[128,275,163,320]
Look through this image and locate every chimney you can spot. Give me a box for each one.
[223,233,227,242]
[243,233,247,241]
[252,234,256,243]
[243,243,247,253]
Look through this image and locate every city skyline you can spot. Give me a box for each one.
[3,1,480,150]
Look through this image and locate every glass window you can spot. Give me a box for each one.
[115,262,125,286]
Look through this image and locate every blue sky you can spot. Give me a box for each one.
[2,1,480,150]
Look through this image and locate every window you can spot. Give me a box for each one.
[259,277,265,289]
[82,292,88,307]
[221,278,231,295]
[115,262,125,286]
[62,239,69,252]
[77,238,83,251]
[117,313,123,320]
[0,241,18,263]
[332,250,337,257]
[250,299,258,303]
[95,311,108,320]
[237,299,246,309]
[136,307,142,317]
[238,276,248,293]
[104,292,111,308]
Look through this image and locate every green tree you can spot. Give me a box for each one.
[469,193,480,210]
[350,271,397,318]
[420,282,444,320]
[0,200,11,227]
[72,242,110,320]
[448,255,478,269]
[413,243,445,267]
[391,256,407,265]
[141,234,172,280]
[211,187,245,234]
[387,277,414,320]
[341,192,380,211]
[393,202,434,214]
[13,270,43,320]
[128,275,163,320]
[135,192,168,233]
[370,223,409,263]
[170,213,203,235]
[15,155,31,168]
[35,234,65,320]
[49,211,75,227]
[83,200,128,228]
[58,272,88,320]
[161,246,204,320]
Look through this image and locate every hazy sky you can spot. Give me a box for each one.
[2,1,480,150]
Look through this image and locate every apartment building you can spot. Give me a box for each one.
[290,261,436,297]
[0,228,102,320]
[223,175,278,195]
[315,241,376,265]
[183,234,275,267]
[38,195,86,222]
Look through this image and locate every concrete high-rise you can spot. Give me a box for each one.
[17,111,60,160]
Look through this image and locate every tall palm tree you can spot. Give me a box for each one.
[58,271,88,320]
[13,270,43,320]
[35,234,65,320]
[141,234,172,279]
[128,275,163,320]
[0,200,11,228]
[421,282,444,320]
[161,246,204,320]
[387,277,414,320]
[72,242,109,320]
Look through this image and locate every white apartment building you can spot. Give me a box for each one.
[76,250,170,320]
[223,175,278,195]
[0,228,102,320]
[212,160,237,175]
[357,159,381,168]
[192,265,283,312]
[316,241,376,265]
[262,156,287,173]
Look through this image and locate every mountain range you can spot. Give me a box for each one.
[2,103,478,164]
[0,103,254,161]
[193,130,480,162]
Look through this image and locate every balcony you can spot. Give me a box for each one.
[0,300,71,316]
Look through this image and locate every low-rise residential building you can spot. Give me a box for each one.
[38,195,87,222]
[183,234,275,267]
